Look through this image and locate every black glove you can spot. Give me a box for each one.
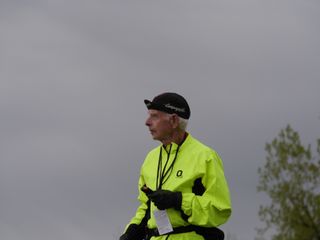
[148,189,182,210]
[119,224,145,240]
[119,233,129,240]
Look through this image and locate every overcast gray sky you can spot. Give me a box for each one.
[1,0,320,239]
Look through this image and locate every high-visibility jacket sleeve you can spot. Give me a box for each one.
[180,151,232,227]
[126,175,149,228]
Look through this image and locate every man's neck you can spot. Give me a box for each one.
[162,131,187,146]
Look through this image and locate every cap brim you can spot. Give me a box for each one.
[144,99,166,112]
[144,99,152,109]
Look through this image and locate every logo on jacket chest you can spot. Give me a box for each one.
[176,170,183,178]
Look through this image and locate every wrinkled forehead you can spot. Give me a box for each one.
[148,109,163,115]
[147,109,170,117]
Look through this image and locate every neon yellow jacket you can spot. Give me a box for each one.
[128,134,232,239]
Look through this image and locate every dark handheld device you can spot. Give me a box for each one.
[141,185,154,195]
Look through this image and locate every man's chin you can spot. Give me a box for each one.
[150,134,159,141]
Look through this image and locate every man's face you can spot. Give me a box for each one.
[145,109,174,143]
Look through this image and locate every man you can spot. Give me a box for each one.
[120,92,232,240]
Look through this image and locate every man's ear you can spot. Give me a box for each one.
[170,114,180,129]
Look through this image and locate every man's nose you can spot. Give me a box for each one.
[145,117,151,126]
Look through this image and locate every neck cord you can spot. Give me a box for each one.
[156,144,180,190]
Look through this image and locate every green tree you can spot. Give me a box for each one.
[257,125,320,240]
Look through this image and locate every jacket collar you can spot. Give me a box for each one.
[161,132,191,154]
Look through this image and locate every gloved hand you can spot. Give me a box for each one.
[119,233,129,240]
[119,224,145,240]
[148,189,182,210]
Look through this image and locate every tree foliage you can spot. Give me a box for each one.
[257,125,320,240]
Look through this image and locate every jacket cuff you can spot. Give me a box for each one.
[180,192,194,216]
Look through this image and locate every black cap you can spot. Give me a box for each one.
[144,92,191,119]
